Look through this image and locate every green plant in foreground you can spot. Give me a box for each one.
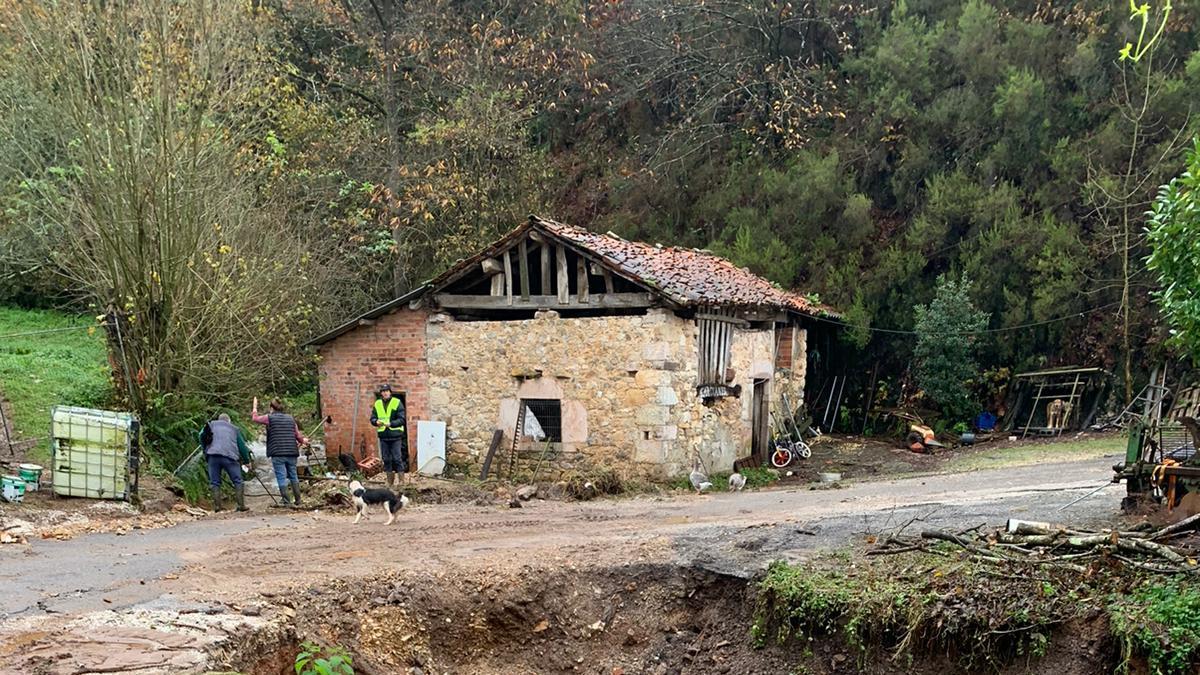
[1109,580,1200,674]
[295,641,354,675]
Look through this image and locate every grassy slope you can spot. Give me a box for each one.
[938,435,1125,474]
[0,306,110,460]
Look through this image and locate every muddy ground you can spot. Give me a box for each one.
[0,451,1131,674]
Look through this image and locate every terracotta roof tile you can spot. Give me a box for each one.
[534,217,837,317]
[309,215,838,345]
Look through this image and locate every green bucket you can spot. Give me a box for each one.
[18,463,42,491]
[1,475,25,503]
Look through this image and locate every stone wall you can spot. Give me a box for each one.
[424,308,777,479]
[316,307,429,466]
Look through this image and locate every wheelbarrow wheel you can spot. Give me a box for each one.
[771,446,794,469]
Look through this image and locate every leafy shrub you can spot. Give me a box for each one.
[295,641,354,675]
[1147,139,1200,362]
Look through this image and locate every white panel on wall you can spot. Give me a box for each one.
[416,420,447,476]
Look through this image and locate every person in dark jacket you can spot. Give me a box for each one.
[199,413,252,512]
[370,384,407,488]
[252,397,308,507]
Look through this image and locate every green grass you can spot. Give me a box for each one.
[754,551,1200,673]
[752,554,1066,670]
[937,435,1124,474]
[669,466,780,492]
[0,306,111,460]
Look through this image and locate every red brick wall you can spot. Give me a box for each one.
[316,307,429,468]
[775,326,794,370]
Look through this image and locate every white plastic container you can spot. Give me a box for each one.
[50,406,139,500]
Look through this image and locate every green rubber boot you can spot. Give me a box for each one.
[290,480,302,508]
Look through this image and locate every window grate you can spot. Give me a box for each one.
[521,398,563,443]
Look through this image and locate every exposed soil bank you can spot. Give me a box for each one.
[220,562,1124,675]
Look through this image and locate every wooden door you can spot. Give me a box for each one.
[752,379,770,461]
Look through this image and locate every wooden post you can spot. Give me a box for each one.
[577,257,589,303]
[540,244,551,295]
[604,269,614,295]
[490,274,503,296]
[556,245,569,304]
[518,239,530,300]
[503,249,513,305]
[480,257,503,275]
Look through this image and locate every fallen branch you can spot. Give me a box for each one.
[906,523,1193,574]
[998,533,1062,547]
[1151,511,1200,541]
[1113,555,1190,575]
[921,530,976,548]
[866,543,927,556]
[1120,538,1188,564]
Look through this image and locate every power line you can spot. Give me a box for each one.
[807,301,1124,337]
[0,325,93,340]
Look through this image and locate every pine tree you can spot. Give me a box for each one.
[913,274,990,423]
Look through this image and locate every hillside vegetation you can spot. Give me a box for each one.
[0,308,110,458]
[0,0,1196,433]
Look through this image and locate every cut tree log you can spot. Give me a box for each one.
[1006,519,1063,536]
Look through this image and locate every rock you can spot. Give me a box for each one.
[515,485,538,501]
[241,605,262,616]
[532,619,550,633]
[508,497,522,508]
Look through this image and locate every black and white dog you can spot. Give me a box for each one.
[348,479,410,525]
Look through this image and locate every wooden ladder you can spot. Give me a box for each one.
[508,403,526,480]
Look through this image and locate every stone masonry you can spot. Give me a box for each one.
[424,308,776,479]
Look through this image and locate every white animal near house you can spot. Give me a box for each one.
[728,472,747,491]
[689,460,712,493]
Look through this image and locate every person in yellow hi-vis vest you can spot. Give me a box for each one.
[370,384,407,487]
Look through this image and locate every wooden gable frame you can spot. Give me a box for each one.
[429,220,676,312]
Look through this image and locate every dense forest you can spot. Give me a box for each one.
[0,0,1196,424]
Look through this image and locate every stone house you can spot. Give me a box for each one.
[309,216,837,480]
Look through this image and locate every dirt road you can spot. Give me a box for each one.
[0,454,1124,673]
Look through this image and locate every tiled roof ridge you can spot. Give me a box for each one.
[531,215,838,318]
